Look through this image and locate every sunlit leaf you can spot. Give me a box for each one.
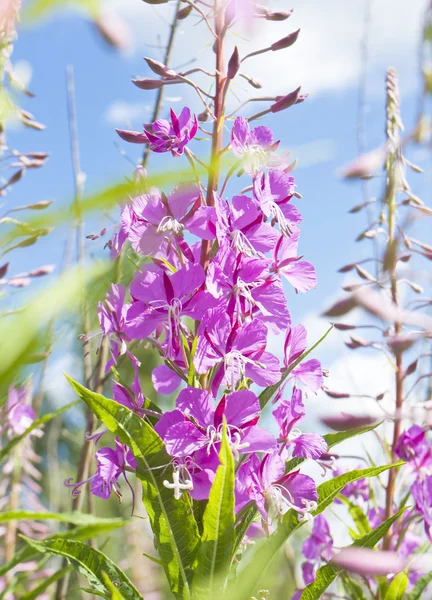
[66,376,200,599]
[193,421,235,598]
[299,507,406,600]
[22,537,142,599]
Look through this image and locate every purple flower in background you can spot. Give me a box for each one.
[124,263,217,355]
[97,284,130,361]
[116,107,198,157]
[230,116,282,175]
[395,425,430,464]
[239,452,318,522]
[194,308,281,393]
[273,388,327,460]
[214,193,279,256]
[65,439,136,503]
[284,325,323,393]
[3,385,35,437]
[302,514,333,562]
[411,475,432,542]
[253,170,301,236]
[334,467,369,504]
[155,386,276,459]
[271,231,317,292]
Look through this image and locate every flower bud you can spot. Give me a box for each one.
[0,262,9,279]
[28,265,55,277]
[198,111,209,122]
[141,0,169,5]
[134,165,147,182]
[227,46,240,80]
[144,57,177,79]
[177,5,192,19]
[116,129,149,144]
[271,29,300,51]
[265,9,293,21]
[132,78,168,90]
[94,10,131,52]
[239,73,263,89]
[270,87,301,113]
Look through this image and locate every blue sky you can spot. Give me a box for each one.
[5,0,430,419]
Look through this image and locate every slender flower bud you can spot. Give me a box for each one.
[239,73,263,88]
[227,46,240,80]
[132,78,172,90]
[270,87,302,113]
[144,57,177,79]
[271,29,300,51]
[265,9,293,21]
[177,4,192,19]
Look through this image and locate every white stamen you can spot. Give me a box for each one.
[163,469,193,500]
[156,215,184,236]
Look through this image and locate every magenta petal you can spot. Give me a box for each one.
[154,410,184,439]
[262,453,285,487]
[281,260,317,293]
[281,472,318,509]
[223,390,260,428]
[291,433,327,459]
[245,352,281,386]
[176,387,214,428]
[292,359,323,392]
[163,421,208,457]
[124,303,164,339]
[152,364,182,395]
[241,426,277,454]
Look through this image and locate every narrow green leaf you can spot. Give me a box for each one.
[300,507,406,600]
[66,376,200,600]
[102,572,129,600]
[21,537,142,600]
[0,511,130,526]
[341,574,368,600]
[384,572,408,600]
[20,567,71,600]
[0,399,80,462]
[259,326,333,409]
[232,503,258,560]
[0,520,129,577]
[231,462,403,600]
[284,420,383,475]
[338,496,371,537]
[405,570,432,600]
[193,421,235,598]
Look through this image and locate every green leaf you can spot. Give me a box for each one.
[0,511,130,526]
[23,0,100,24]
[0,399,80,462]
[384,572,408,600]
[193,421,235,598]
[341,574,368,600]
[284,421,383,475]
[300,507,406,600]
[0,520,129,577]
[232,504,258,560]
[337,496,371,537]
[102,572,129,600]
[19,567,71,600]
[405,570,432,600]
[259,326,333,409]
[230,462,403,600]
[66,376,200,599]
[22,537,142,599]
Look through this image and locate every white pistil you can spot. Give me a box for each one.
[163,469,193,500]
[230,431,250,460]
[269,201,292,236]
[156,215,184,236]
[230,229,264,258]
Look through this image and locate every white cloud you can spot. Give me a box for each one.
[105,100,152,125]
[106,0,425,98]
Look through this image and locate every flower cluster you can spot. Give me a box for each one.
[67,111,326,528]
